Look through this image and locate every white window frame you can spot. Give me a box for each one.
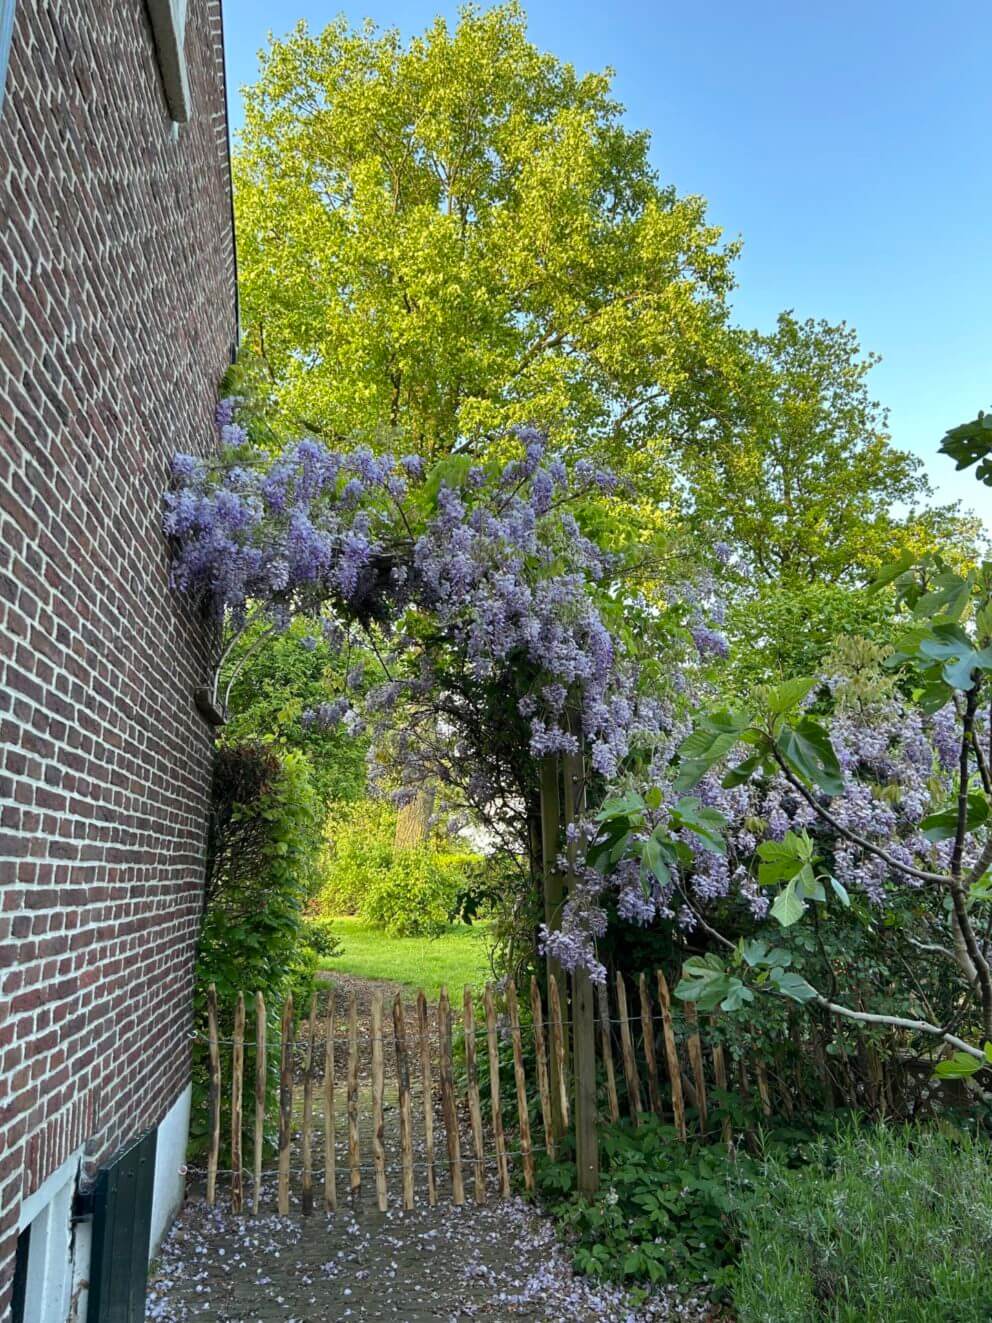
[146,0,191,123]
[18,1150,82,1323]
[0,0,16,112]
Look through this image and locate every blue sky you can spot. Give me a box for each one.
[222,0,991,523]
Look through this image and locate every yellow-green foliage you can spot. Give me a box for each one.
[317,798,479,937]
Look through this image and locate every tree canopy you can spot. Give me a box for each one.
[234,2,735,489]
[680,313,978,584]
[235,4,977,590]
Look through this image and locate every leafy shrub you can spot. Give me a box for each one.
[318,798,395,915]
[362,847,479,937]
[301,914,341,959]
[318,798,479,936]
[537,1108,841,1303]
[197,744,321,1003]
[540,1116,761,1297]
[189,743,322,1154]
[734,1123,992,1322]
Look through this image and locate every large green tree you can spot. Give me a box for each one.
[234,2,736,491]
[682,312,978,584]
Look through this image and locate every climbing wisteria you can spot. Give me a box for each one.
[538,658,990,987]
[164,399,709,814]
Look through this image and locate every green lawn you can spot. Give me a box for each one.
[319,916,493,999]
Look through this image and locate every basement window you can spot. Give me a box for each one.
[146,0,191,123]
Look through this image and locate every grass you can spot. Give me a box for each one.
[319,916,493,999]
[733,1122,992,1322]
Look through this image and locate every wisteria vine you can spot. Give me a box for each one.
[164,400,716,854]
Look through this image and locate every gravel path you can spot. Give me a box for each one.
[146,973,721,1323]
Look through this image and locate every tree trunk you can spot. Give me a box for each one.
[394,784,435,849]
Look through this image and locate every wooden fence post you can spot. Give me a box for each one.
[206,984,220,1207]
[277,994,294,1215]
[301,992,316,1215]
[484,984,511,1197]
[754,1055,773,1119]
[709,1019,733,1150]
[572,968,599,1194]
[615,973,642,1122]
[547,975,570,1131]
[684,1002,708,1132]
[438,987,464,1205]
[324,989,336,1211]
[393,994,415,1211]
[371,992,388,1211]
[463,987,487,1204]
[417,991,438,1206]
[655,970,687,1142]
[253,992,266,1214]
[597,981,620,1124]
[347,993,361,1198]
[530,976,556,1160]
[638,973,662,1116]
[505,982,534,1192]
[231,992,245,1214]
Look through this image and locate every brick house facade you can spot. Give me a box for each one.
[0,1,236,1317]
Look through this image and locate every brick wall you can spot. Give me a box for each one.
[0,0,236,1311]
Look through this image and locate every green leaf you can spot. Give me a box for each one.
[912,571,974,623]
[776,717,844,795]
[671,797,727,855]
[756,830,814,886]
[721,754,763,788]
[720,980,754,1012]
[640,834,671,887]
[740,939,770,967]
[933,1052,983,1079]
[829,876,851,907]
[772,973,820,1000]
[921,792,989,843]
[939,408,992,488]
[674,712,749,791]
[796,865,825,903]
[770,877,807,927]
[644,786,662,811]
[595,792,646,823]
[763,676,818,716]
[867,550,916,593]
[770,969,818,1003]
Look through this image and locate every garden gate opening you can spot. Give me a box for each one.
[199,965,823,1219]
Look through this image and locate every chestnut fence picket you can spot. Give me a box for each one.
[197,966,845,1216]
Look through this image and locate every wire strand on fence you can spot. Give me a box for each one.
[188,1143,558,1178]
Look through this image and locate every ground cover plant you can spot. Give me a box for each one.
[733,1123,992,1322]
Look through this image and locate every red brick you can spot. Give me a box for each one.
[0,0,234,1301]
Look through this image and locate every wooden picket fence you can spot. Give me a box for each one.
[200,966,825,1216]
[202,977,573,1215]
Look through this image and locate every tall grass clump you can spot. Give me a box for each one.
[734,1122,992,1322]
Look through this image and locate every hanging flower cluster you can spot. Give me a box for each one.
[164,402,712,786]
[539,682,975,984]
